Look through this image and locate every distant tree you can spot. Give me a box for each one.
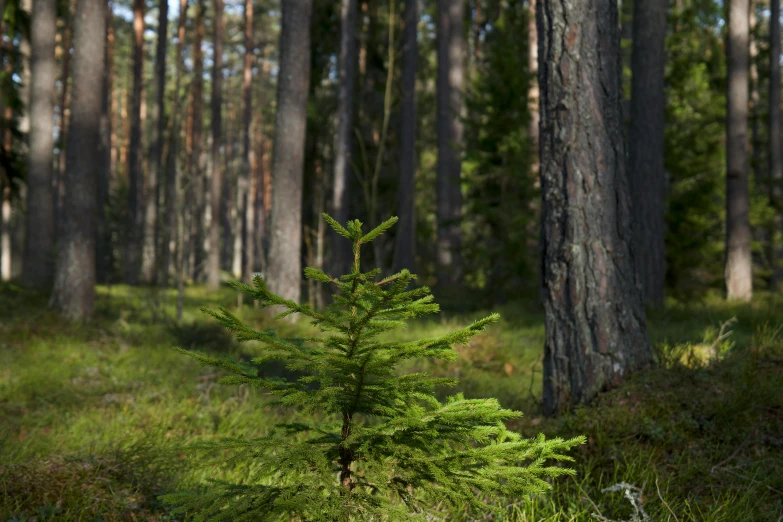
[770,0,783,287]
[207,0,224,290]
[50,0,107,319]
[141,0,170,283]
[266,0,312,304]
[23,0,57,289]
[538,0,653,414]
[436,0,465,288]
[330,0,357,278]
[96,4,112,283]
[124,0,145,284]
[189,0,206,281]
[392,0,417,274]
[725,0,752,301]
[628,0,667,306]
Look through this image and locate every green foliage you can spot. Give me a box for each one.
[161,216,583,521]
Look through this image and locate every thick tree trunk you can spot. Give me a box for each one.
[725,0,753,301]
[50,0,106,319]
[96,6,112,284]
[23,0,57,289]
[267,0,312,304]
[161,0,188,285]
[330,0,357,277]
[54,9,71,228]
[628,0,667,306]
[770,0,783,288]
[392,0,417,274]
[141,0,169,283]
[125,0,145,284]
[436,0,465,288]
[207,0,224,290]
[538,0,653,415]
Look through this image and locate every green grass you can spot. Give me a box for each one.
[1,283,782,521]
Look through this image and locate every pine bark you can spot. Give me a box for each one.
[331,0,357,277]
[125,0,145,284]
[50,0,106,319]
[392,0,417,274]
[267,0,312,304]
[190,0,206,281]
[628,0,667,306]
[23,0,57,288]
[538,0,653,415]
[725,0,753,301]
[207,0,224,290]
[54,9,71,228]
[770,0,783,287]
[141,0,169,283]
[436,0,465,287]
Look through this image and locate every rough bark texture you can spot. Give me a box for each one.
[50,0,106,320]
[161,0,188,285]
[628,0,667,306]
[330,0,357,278]
[771,0,783,287]
[23,0,57,289]
[207,0,224,290]
[125,0,145,284]
[141,0,169,283]
[436,0,465,287]
[538,0,653,415]
[392,0,417,274]
[725,0,753,301]
[267,0,312,304]
[96,7,112,284]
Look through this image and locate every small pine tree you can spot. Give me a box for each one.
[162,215,584,521]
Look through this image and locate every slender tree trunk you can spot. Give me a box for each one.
[528,0,539,176]
[233,0,254,281]
[436,0,465,288]
[161,0,187,285]
[207,0,224,290]
[771,0,783,287]
[331,0,357,277]
[23,0,57,288]
[725,0,753,301]
[392,0,417,274]
[538,0,653,415]
[628,0,667,306]
[267,0,313,304]
[96,5,112,283]
[191,0,205,280]
[1,187,10,282]
[125,0,145,284]
[141,0,169,283]
[50,0,106,319]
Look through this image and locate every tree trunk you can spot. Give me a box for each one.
[23,0,57,289]
[125,0,145,284]
[50,0,106,319]
[538,0,653,415]
[267,0,312,304]
[55,8,72,229]
[330,0,357,277]
[1,187,10,282]
[233,0,253,281]
[207,0,224,290]
[436,0,465,288]
[96,5,112,284]
[528,0,539,177]
[161,0,187,285]
[628,0,667,306]
[725,0,753,301]
[141,0,169,283]
[770,0,783,288]
[392,0,417,274]
[190,0,206,281]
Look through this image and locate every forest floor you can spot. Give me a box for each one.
[1,283,782,521]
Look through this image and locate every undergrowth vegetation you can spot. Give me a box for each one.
[1,283,782,521]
